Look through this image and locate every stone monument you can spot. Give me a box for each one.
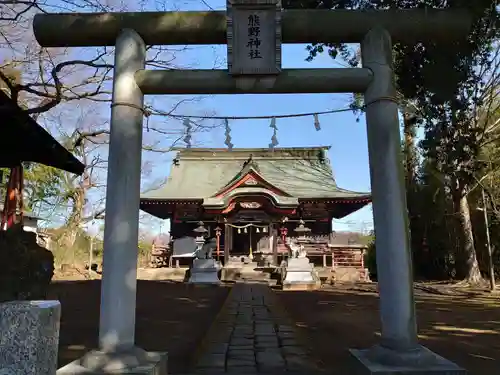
[281,221,319,291]
[0,300,60,375]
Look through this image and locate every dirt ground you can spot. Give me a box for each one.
[48,280,230,373]
[276,284,500,375]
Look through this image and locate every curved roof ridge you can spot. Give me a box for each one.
[172,146,331,153]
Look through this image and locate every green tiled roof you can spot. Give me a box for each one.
[142,147,370,201]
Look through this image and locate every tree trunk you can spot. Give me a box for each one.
[456,194,482,284]
[402,111,424,276]
[59,188,85,264]
[481,189,496,291]
[402,112,418,192]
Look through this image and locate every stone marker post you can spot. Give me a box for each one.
[0,300,61,375]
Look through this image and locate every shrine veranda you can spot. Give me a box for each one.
[32,5,473,375]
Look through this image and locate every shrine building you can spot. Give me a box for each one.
[140,147,371,265]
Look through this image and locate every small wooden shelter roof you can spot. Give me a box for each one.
[0,91,84,175]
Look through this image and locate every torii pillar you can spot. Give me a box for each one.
[54,29,168,374]
[348,27,466,374]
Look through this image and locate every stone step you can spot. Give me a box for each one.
[222,268,272,282]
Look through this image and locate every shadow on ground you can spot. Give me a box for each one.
[48,280,230,374]
[276,286,500,375]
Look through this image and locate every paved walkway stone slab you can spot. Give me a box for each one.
[192,282,322,374]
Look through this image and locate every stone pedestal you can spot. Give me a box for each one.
[0,300,61,375]
[350,345,466,375]
[282,257,319,291]
[56,346,167,374]
[188,258,221,284]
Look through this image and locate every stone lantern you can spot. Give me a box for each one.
[189,222,221,285]
[294,219,310,244]
[193,221,208,250]
[282,219,317,290]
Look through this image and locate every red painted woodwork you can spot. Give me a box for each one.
[214,171,290,198]
[1,164,24,230]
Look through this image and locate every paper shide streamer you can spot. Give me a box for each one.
[176,112,327,150]
[183,118,192,148]
[314,113,321,131]
[269,117,279,150]
[224,119,234,151]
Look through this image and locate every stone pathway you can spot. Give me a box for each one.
[193,282,322,374]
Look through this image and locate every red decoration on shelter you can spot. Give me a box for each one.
[280,226,288,243]
[215,226,222,260]
[1,164,24,230]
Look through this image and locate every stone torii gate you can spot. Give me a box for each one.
[33,7,471,375]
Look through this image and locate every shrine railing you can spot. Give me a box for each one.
[280,235,366,269]
[328,246,365,269]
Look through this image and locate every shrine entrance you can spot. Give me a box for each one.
[229,223,265,256]
[231,226,250,256]
[228,209,272,258]
[32,5,471,375]
[215,202,281,266]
